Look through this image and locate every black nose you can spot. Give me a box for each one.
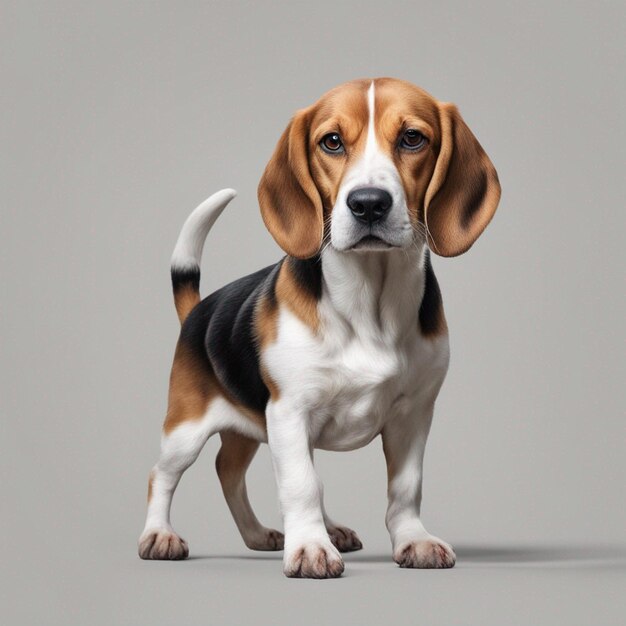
[346,187,393,225]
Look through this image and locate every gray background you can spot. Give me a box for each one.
[2,1,625,624]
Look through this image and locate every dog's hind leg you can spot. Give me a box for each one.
[216,430,284,550]
[138,341,219,560]
[138,416,216,560]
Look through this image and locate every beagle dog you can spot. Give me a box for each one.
[138,78,500,578]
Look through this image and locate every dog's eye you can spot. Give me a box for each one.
[320,133,344,154]
[400,129,427,151]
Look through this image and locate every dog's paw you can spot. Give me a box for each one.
[283,541,345,579]
[244,528,285,551]
[327,525,363,553]
[138,528,189,560]
[393,536,456,569]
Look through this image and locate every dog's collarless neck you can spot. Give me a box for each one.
[318,245,426,337]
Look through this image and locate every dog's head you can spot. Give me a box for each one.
[258,78,500,259]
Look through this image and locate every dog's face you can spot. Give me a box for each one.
[258,78,500,259]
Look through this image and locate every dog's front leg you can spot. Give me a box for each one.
[382,403,456,569]
[266,399,344,579]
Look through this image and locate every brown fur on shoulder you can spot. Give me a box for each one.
[275,259,320,332]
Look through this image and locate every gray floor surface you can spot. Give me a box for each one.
[7,542,625,625]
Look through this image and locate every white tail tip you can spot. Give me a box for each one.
[171,188,237,270]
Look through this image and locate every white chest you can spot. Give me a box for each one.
[264,306,449,452]
[313,334,415,450]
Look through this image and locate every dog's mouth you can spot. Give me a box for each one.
[350,235,395,251]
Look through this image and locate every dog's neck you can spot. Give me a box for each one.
[319,243,427,342]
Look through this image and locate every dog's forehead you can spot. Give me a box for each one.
[374,78,440,128]
[309,80,370,130]
[309,78,440,132]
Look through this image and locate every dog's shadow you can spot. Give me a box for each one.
[454,544,624,564]
[349,544,626,568]
[186,544,626,568]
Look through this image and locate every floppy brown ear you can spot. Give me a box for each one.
[257,109,323,259]
[423,103,501,257]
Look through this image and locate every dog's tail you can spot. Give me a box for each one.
[170,188,237,324]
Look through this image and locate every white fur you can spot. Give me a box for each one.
[171,188,237,271]
[141,413,215,535]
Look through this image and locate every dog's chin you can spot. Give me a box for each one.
[350,235,396,252]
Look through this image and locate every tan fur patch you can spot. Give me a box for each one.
[173,285,200,324]
[255,293,282,401]
[255,293,278,348]
[162,341,217,435]
[147,470,154,503]
[215,431,260,489]
[275,260,319,332]
[260,365,280,401]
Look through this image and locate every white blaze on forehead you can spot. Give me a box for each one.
[329,78,413,251]
[365,81,377,157]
